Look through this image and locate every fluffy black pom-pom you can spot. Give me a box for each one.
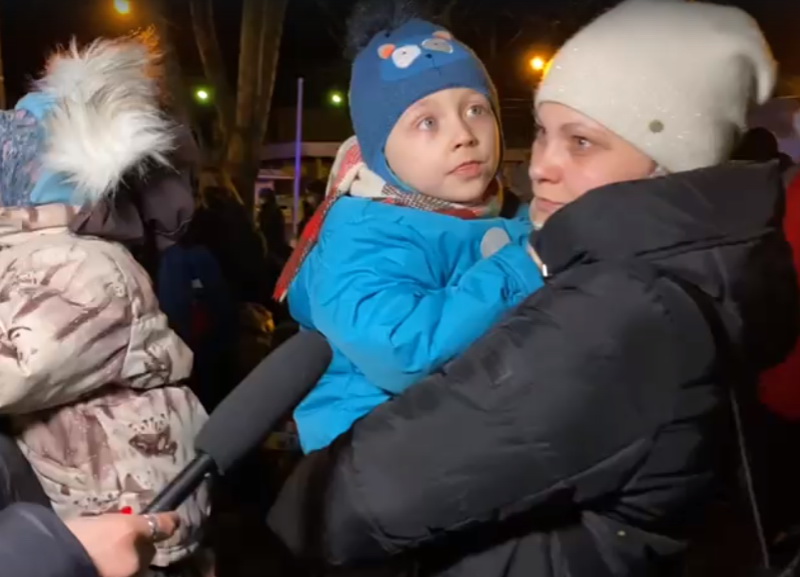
[345,0,423,60]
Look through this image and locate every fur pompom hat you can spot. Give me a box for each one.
[2,34,174,208]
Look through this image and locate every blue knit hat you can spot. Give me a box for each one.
[349,18,499,192]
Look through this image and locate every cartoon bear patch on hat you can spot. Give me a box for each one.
[377,29,470,81]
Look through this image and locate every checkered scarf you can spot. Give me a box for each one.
[273,136,502,302]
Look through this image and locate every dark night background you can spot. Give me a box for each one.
[1,0,797,147]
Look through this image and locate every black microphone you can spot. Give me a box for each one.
[143,331,332,513]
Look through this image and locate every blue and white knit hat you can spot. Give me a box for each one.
[349,18,499,192]
[0,35,174,209]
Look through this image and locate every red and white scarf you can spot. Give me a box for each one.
[273,136,503,302]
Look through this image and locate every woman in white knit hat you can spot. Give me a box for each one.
[529,0,777,226]
[267,2,799,576]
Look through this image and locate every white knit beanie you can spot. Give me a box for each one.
[535,0,777,173]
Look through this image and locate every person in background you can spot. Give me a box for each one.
[273,3,543,454]
[258,189,293,265]
[0,35,208,575]
[298,180,326,236]
[268,2,797,575]
[115,126,238,413]
[191,178,279,308]
[157,238,238,411]
[188,181,286,386]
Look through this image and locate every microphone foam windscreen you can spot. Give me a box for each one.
[195,331,332,472]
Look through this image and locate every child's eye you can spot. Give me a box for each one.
[418,117,436,131]
[466,105,487,117]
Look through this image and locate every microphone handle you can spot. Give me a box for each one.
[142,453,215,513]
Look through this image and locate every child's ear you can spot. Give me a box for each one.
[378,44,396,59]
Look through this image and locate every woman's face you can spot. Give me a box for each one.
[529,102,656,227]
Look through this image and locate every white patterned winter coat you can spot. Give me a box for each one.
[2,205,207,566]
[0,36,209,568]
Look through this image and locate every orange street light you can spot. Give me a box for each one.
[114,0,131,15]
[529,56,545,72]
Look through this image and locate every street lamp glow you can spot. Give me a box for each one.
[195,89,210,102]
[329,91,344,106]
[114,0,131,15]
[529,56,545,72]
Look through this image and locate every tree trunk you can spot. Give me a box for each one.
[225,0,260,213]
[226,0,287,215]
[190,0,236,144]
[190,0,287,216]
[144,0,190,123]
[255,0,287,141]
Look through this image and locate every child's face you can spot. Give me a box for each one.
[384,88,500,204]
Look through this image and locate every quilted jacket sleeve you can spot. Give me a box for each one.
[0,233,193,413]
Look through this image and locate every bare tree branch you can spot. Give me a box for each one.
[313,0,346,50]
[436,0,460,27]
[143,0,190,120]
[207,0,288,213]
[255,0,288,140]
[189,0,235,139]
[235,0,261,133]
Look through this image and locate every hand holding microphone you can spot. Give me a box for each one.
[66,512,178,577]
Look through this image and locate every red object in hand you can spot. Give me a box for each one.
[120,506,133,515]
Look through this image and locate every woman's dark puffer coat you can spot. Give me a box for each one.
[268,162,799,577]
